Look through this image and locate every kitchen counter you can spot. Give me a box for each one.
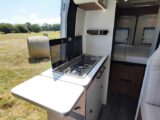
[11,55,108,118]
[41,55,108,87]
[11,75,84,117]
[113,45,150,64]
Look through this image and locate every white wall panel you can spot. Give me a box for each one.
[83,0,116,56]
[134,14,157,46]
[75,8,85,36]
[150,7,160,55]
[82,0,116,104]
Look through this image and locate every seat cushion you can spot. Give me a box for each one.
[143,47,160,106]
[141,103,160,120]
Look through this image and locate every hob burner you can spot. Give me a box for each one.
[53,54,102,78]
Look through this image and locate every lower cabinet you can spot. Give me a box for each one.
[86,78,101,120]
[63,64,106,120]
[86,65,105,120]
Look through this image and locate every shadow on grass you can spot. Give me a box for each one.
[0,96,16,110]
[28,58,50,64]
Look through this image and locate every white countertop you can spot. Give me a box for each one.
[11,75,84,117]
[41,55,108,87]
[11,55,108,117]
[113,45,150,64]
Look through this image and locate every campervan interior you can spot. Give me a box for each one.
[11,0,160,120]
[109,1,160,119]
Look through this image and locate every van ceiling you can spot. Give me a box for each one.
[117,0,159,8]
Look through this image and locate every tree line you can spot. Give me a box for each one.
[0,22,60,34]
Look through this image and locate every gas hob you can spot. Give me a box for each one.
[53,54,102,78]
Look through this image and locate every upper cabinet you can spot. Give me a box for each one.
[73,0,107,10]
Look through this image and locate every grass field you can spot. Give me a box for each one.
[0,31,60,120]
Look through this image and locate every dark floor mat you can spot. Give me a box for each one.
[99,91,138,120]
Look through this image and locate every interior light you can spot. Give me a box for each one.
[124,0,128,2]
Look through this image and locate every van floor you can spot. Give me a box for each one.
[99,91,138,120]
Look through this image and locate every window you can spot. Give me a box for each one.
[142,27,155,45]
[115,28,130,44]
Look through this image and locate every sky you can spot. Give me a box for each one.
[0,0,61,25]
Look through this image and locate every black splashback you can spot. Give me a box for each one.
[65,36,82,60]
[74,36,82,57]
[49,36,82,68]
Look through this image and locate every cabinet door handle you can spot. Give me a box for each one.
[97,66,106,79]
[97,73,102,79]
[101,66,106,73]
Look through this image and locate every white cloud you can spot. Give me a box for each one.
[0,19,11,23]
[12,16,27,23]
[19,9,27,14]
[30,13,38,19]
[0,13,60,25]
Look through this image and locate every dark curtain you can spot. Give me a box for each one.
[67,0,77,37]
[66,0,78,60]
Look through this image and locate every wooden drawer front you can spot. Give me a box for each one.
[110,78,141,98]
[122,65,145,86]
[111,64,145,85]
[110,62,145,98]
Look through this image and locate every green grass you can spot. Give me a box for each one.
[0,31,60,120]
